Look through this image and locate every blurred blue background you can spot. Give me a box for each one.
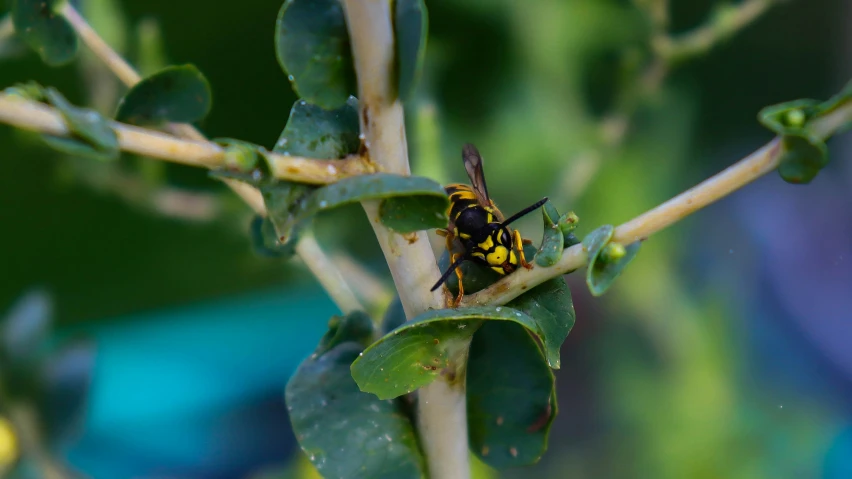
[2,0,852,478]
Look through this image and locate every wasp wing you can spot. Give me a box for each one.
[461,143,504,221]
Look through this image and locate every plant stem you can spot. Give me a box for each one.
[294,233,363,315]
[0,94,373,184]
[60,3,140,87]
[654,0,776,64]
[340,0,469,477]
[462,99,852,307]
[3,5,364,316]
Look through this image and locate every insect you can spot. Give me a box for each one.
[431,143,548,306]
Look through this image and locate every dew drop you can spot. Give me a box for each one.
[319,200,328,208]
[288,75,295,82]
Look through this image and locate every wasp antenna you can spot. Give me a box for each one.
[501,197,549,227]
[430,255,468,292]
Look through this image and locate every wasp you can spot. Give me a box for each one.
[431,144,548,306]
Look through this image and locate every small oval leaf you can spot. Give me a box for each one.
[275,0,357,109]
[271,173,450,244]
[115,64,212,126]
[535,203,564,267]
[467,321,556,468]
[394,0,428,100]
[777,135,829,184]
[286,312,425,478]
[42,87,119,160]
[12,0,78,66]
[258,97,362,246]
[757,99,831,184]
[585,231,641,297]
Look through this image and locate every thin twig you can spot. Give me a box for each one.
[462,100,852,307]
[295,234,363,314]
[654,0,775,64]
[60,4,140,87]
[0,94,375,184]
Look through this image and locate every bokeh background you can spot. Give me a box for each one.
[2,0,852,477]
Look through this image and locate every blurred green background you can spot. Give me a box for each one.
[2,0,852,478]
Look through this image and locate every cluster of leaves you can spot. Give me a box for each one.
[0,290,94,476]
[265,0,590,475]
[4,63,212,160]
[758,81,852,183]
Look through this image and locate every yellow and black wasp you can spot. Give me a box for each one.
[432,143,548,306]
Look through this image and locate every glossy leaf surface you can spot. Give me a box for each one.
[467,321,556,468]
[351,305,563,399]
[12,0,78,66]
[286,312,425,478]
[275,0,356,109]
[42,87,119,160]
[115,64,212,126]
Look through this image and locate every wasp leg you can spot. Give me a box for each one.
[514,229,534,269]
[436,228,449,237]
[451,252,465,307]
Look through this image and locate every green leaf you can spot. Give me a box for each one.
[115,64,212,126]
[274,97,361,159]
[535,203,564,267]
[270,173,454,244]
[275,0,357,109]
[776,134,829,184]
[351,305,562,400]
[757,99,830,184]
[467,321,556,468]
[260,97,361,244]
[378,188,448,233]
[394,0,428,100]
[506,277,575,369]
[758,99,822,135]
[42,87,119,160]
[584,224,641,296]
[12,0,78,66]
[286,312,425,479]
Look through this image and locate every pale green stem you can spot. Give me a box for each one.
[462,99,852,307]
[294,234,363,315]
[654,0,776,64]
[340,0,470,477]
[0,94,373,184]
